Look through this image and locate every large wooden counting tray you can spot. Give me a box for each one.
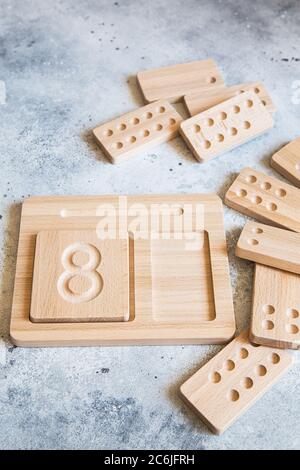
[10,194,235,347]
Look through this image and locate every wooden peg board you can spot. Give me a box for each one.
[250,264,300,350]
[184,82,276,117]
[10,194,235,347]
[180,91,274,163]
[236,221,300,274]
[271,137,300,188]
[137,59,225,103]
[180,331,293,434]
[93,100,182,164]
[225,167,300,232]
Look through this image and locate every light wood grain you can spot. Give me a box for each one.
[180,330,293,434]
[10,194,235,347]
[180,91,274,162]
[250,264,300,349]
[225,167,300,232]
[30,231,129,322]
[236,221,300,274]
[184,82,275,116]
[271,137,300,188]
[93,100,182,164]
[137,59,225,103]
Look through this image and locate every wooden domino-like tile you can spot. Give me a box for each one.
[137,59,225,103]
[180,91,274,163]
[236,221,300,274]
[271,137,300,188]
[180,331,293,434]
[184,82,275,116]
[93,100,182,163]
[250,264,300,349]
[225,167,300,232]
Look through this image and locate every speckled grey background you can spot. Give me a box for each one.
[0,0,299,450]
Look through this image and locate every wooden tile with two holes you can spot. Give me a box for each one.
[137,59,225,103]
[225,167,300,232]
[180,91,274,163]
[271,137,300,188]
[184,82,276,117]
[250,264,300,350]
[236,221,300,275]
[179,331,293,435]
[93,100,182,164]
[11,194,235,347]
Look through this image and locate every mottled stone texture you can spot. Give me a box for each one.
[0,0,299,450]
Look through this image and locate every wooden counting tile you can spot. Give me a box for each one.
[236,221,300,274]
[250,264,300,350]
[225,167,300,232]
[180,91,274,163]
[180,331,293,434]
[184,82,276,116]
[137,59,225,103]
[271,137,300,188]
[30,231,129,322]
[93,100,182,164]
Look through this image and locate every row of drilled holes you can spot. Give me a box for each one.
[193,121,252,150]
[241,174,288,196]
[261,303,300,335]
[237,86,267,106]
[208,348,281,402]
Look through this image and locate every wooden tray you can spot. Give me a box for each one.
[10,194,235,347]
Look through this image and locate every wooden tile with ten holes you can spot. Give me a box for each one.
[180,91,274,163]
[184,82,276,117]
[225,167,300,232]
[30,231,129,323]
[93,100,182,164]
[136,59,225,103]
[250,264,300,349]
[271,137,300,188]
[179,331,293,434]
[236,221,300,275]
[10,194,235,346]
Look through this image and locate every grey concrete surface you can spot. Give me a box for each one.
[0,0,300,450]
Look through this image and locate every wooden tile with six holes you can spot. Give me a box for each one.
[11,194,235,347]
[271,137,300,188]
[180,91,274,162]
[137,59,225,103]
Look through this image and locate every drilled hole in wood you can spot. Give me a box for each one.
[117,123,126,131]
[275,188,287,197]
[261,181,271,190]
[202,140,211,149]
[216,133,224,142]
[193,124,201,133]
[209,371,221,383]
[209,76,217,84]
[286,324,299,334]
[252,227,263,234]
[146,112,153,119]
[262,319,274,331]
[206,118,214,127]
[251,195,262,204]
[128,136,136,143]
[233,105,240,114]
[246,175,257,183]
[236,188,247,197]
[263,304,275,314]
[261,100,267,106]
[243,121,251,129]
[227,389,239,402]
[219,111,227,120]
[286,308,299,319]
[169,118,176,126]
[225,359,235,371]
[254,87,260,94]
[132,117,140,125]
[246,99,254,108]
[104,129,113,137]
[239,347,249,359]
[143,129,150,137]
[269,353,280,364]
[113,142,123,149]
[241,377,253,389]
[230,127,238,136]
[158,106,166,113]
[248,238,259,246]
[266,202,277,211]
[156,124,163,131]
[255,365,267,376]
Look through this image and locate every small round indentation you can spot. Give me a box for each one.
[206,118,214,127]
[262,319,274,331]
[243,121,251,129]
[143,129,150,137]
[146,112,153,119]
[227,389,240,402]
[128,136,136,143]
[230,127,238,136]
[104,129,113,137]
[117,123,126,131]
[202,140,211,149]
[266,202,277,211]
[132,117,140,125]
[239,348,249,359]
[247,238,259,246]
[261,100,267,106]
[233,105,241,114]
[286,308,299,319]
[254,87,260,94]
[209,76,217,84]
[286,324,299,334]
[263,304,275,315]
[241,377,253,389]
[158,106,165,113]
[216,133,224,142]
[246,175,257,183]
[156,124,163,131]
[269,353,280,364]
[275,188,287,198]
[113,142,123,149]
[255,365,267,376]
[252,226,263,234]
[193,124,201,133]
[169,118,176,126]
[225,359,235,371]
[209,371,221,383]
[251,195,262,204]
[219,111,227,120]
[246,99,254,108]
[261,181,271,190]
[236,188,247,197]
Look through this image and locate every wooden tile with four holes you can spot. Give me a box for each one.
[184,82,276,117]
[251,264,300,350]
[30,230,129,323]
[271,137,300,188]
[180,91,274,162]
[236,221,300,274]
[137,59,225,103]
[93,100,182,163]
[225,167,300,231]
[179,331,293,434]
